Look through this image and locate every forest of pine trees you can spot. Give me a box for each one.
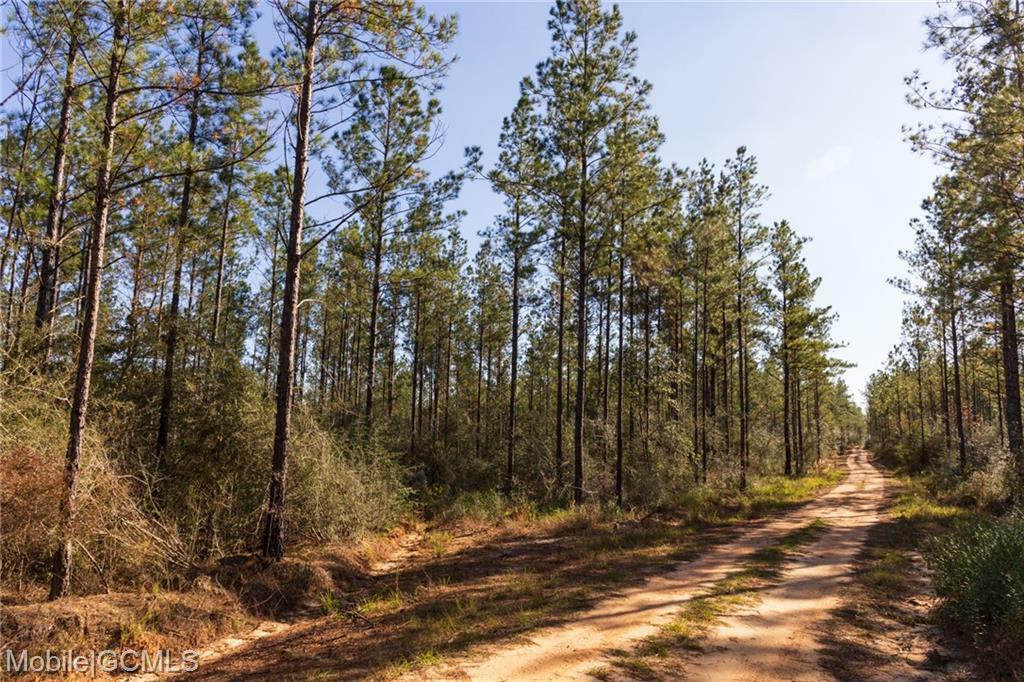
[866,0,1024,505]
[1,0,860,598]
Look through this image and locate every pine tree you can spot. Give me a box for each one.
[534,0,652,503]
[486,90,546,497]
[722,148,768,489]
[333,64,445,435]
[32,2,85,367]
[907,0,1024,489]
[260,0,455,560]
[50,0,173,599]
[769,220,828,477]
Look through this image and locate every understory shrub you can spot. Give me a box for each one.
[287,414,410,541]
[926,514,1024,651]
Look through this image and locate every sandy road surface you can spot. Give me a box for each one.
[677,451,885,681]
[422,450,885,681]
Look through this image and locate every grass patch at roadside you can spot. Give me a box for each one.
[675,467,844,524]
[0,588,253,660]
[926,513,1024,675]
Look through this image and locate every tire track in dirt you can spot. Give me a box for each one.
[675,451,885,681]
[419,450,885,681]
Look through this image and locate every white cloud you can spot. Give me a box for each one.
[806,145,853,183]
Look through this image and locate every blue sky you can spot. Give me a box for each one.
[414,1,950,405]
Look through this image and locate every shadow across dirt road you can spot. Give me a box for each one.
[171,457,857,681]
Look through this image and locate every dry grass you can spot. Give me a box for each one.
[207,555,337,617]
[0,588,252,658]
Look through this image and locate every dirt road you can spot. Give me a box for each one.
[422,450,885,681]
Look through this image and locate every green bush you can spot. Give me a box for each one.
[441,489,512,522]
[131,356,410,555]
[926,515,1024,648]
[288,415,410,541]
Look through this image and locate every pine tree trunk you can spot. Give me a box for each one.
[35,28,79,366]
[351,314,362,414]
[596,281,604,424]
[443,318,451,444]
[555,233,567,493]
[999,274,1024,483]
[417,330,426,436]
[616,248,625,506]
[364,221,385,431]
[895,365,905,436]
[950,308,967,473]
[157,25,206,470]
[642,287,651,462]
[211,150,236,345]
[151,234,165,372]
[721,307,731,462]
[700,266,710,484]
[475,298,484,460]
[782,290,793,476]
[120,241,145,380]
[261,1,317,561]
[318,306,329,404]
[628,275,636,442]
[795,373,805,475]
[573,159,588,505]
[49,2,124,598]
[387,305,398,418]
[430,338,440,443]
[13,238,35,355]
[814,375,822,464]
[735,209,749,489]
[940,317,952,452]
[691,273,700,484]
[0,72,40,363]
[506,251,520,498]
[2,228,24,361]
[996,363,1005,447]
[410,293,421,460]
[363,117,390,429]
[737,293,749,490]
[264,227,279,391]
[916,343,927,465]
[484,343,492,442]
[603,256,612,423]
